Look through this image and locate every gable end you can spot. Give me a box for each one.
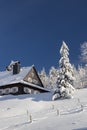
[23,66,44,87]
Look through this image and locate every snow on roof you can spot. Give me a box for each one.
[20,81,49,92]
[0,66,33,87]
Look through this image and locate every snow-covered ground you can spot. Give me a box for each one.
[0,89,87,130]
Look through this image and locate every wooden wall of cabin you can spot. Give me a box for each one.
[0,83,47,96]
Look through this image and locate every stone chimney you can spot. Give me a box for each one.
[13,61,20,75]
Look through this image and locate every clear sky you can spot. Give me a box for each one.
[0,0,87,72]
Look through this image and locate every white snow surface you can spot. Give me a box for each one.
[0,89,87,130]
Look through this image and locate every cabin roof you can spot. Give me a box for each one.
[20,81,49,92]
[0,66,33,87]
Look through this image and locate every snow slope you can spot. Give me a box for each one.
[0,89,87,130]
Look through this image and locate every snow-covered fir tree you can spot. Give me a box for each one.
[73,65,83,89]
[76,42,87,88]
[80,42,87,63]
[39,68,49,88]
[52,41,75,100]
[39,66,59,90]
[74,65,86,89]
[49,66,59,90]
[79,65,87,88]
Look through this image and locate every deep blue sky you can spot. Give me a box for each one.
[0,0,87,72]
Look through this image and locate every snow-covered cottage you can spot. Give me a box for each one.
[0,61,48,96]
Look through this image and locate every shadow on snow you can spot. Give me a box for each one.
[0,92,52,102]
